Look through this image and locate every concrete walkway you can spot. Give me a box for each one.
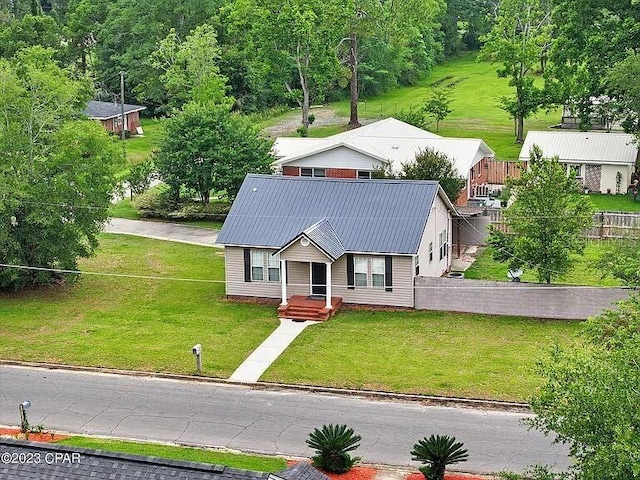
[105,218,220,247]
[229,319,319,382]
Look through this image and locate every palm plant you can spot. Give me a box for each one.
[411,434,468,480]
[306,424,362,473]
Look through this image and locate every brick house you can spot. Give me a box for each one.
[84,100,146,135]
[271,118,506,206]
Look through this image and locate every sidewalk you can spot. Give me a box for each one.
[229,319,319,382]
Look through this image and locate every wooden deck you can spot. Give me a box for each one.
[277,295,343,321]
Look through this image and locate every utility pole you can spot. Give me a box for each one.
[120,71,126,140]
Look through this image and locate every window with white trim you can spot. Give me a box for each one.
[300,167,326,177]
[357,170,371,179]
[415,255,420,275]
[268,252,280,282]
[250,250,280,282]
[251,251,264,281]
[429,242,433,263]
[371,257,385,288]
[439,230,448,261]
[354,257,368,287]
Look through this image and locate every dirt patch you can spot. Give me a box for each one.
[0,427,68,443]
[262,107,377,138]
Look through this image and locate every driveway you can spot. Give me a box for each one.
[105,218,220,247]
[0,366,570,474]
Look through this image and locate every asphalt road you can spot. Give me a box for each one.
[0,366,569,474]
[104,218,220,247]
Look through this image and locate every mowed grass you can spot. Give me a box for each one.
[56,437,286,472]
[108,199,141,219]
[330,54,561,160]
[464,241,621,286]
[0,234,278,377]
[263,309,581,402]
[588,193,640,212]
[125,118,164,165]
[0,234,582,401]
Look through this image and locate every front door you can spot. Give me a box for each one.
[311,262,327,297]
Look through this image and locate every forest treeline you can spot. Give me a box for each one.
[0,0,639,142]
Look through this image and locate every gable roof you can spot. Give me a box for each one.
[519,131,638,165]
[216,174,455,255]
[84,100,147,120]
[275,462,330,480]
[272,118,494,177]
[0,438,272,480]
[277,218,346,260]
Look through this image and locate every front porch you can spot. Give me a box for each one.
[278,295,343,321]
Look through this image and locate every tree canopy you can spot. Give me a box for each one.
[487,146,594,284]
[530,294,640,479]
[154,102,273,203]
[0,47,123,289]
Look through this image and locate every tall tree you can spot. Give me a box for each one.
[228,0,346,129]
[606,53,640,139]
[0,47,123,289]
[154,103,273,203]
[530,294,640,479]
[143,24,231,113]
[342,0,445,128]
[549,0,640,125]
[479,0,553,143]
[487,146,594,284]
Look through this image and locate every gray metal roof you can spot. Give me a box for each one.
[302,218,346,260]
[0,438,272,480]
[84,100,147,120]
[275,462,330,480]
[216,174,444,255]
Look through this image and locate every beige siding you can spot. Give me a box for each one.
[280,238,332,263]
[224,247,280,298]
[332,255,414,307]
[286,261,310,296]
[417,194,452,277]
[288,146,381,170]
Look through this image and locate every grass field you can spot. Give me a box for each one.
[464,242,620,286]
[588,193,640,212]
[0,234,581,401]
[56,437,286,472]
[124,118,164,165]
[262,309,581,401]
[0,235,278,377]
[290,54,561,160]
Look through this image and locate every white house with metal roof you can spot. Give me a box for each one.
[271,118,501,206]
[216,174,456,319]
[519,131,639,194]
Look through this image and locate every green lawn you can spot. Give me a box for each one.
[56,437,286,472]
[0,234,581,401]
[329,54,560,160]
[109,199,141,219]
[464,242,621,286]
[588,193,640,212]
[262,310,581,401]
[125,118,164,165]
[0,234,278,377]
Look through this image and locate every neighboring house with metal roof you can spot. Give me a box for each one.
[83,100,147,135]
[270,118,514,207]
[216,174,456,319]
[519,131,639,194]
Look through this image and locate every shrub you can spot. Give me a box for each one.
[411,434,468,480]
[307,424,362,473]
[131,186,230,221]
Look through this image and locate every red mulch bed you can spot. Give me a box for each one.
[408,472,486,480]
[0,427,68,443]
[323,466,378,480]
